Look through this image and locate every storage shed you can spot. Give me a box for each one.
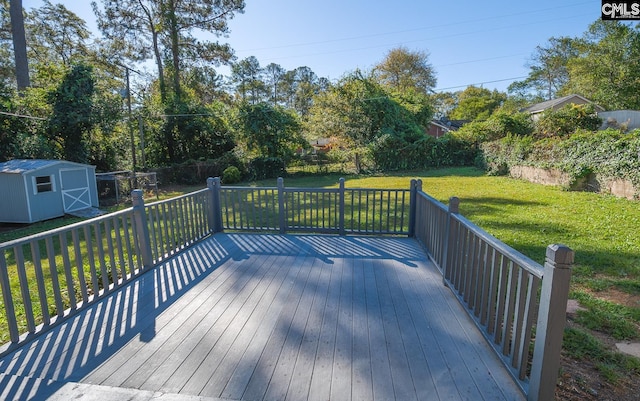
[0,159,99,223]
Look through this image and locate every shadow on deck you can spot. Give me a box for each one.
[0,233,523,401]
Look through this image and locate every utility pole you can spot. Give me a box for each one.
[124,67,137,177]
[115,62,141,188]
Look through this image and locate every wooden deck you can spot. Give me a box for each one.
[0,233,524,401]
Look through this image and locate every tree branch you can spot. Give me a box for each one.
[177,8,234,30]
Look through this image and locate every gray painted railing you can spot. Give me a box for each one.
[0,188,210,353]
[412,179,573,401]
[209,177,413,235]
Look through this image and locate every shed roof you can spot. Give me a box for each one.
[0,159,93,174]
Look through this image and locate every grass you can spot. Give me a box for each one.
[563,327,640,383]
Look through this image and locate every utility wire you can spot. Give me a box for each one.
[434,76,528,92]
[237,1,593,53]
[0,111,47,121]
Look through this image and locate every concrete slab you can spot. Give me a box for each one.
[566,299,586,315]
[615,342,640,359]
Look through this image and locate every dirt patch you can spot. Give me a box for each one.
[556,352,640,401]
[556,315,640,400]
[586,287,640,309]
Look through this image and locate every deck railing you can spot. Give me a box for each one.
[0,177,571,401]
[0,188,210,352]
[210,177,412,235]
[412,179,573,401]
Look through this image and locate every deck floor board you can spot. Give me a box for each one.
[0,233,524,401]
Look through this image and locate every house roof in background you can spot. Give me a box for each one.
[522,94,605,114]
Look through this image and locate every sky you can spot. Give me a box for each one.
[21,0,601,92]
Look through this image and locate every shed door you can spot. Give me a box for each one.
[60,168,91,212]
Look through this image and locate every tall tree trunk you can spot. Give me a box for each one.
[151,29,166,102]
[10,0,29,90]
[166,0,181,98]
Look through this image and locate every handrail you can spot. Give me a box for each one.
[450,212,544,278]
[0,187,214,353]
[0,207,134,249]
[412,181,573,401]
[209,177,413,235]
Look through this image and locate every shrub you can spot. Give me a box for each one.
[451,111,533,144]
[222,166,241,184]
[249,157,285,180]
[535,103,602,138]
[367,133,477,171]
[152,151,244,185]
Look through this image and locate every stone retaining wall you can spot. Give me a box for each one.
[509,165,637,200]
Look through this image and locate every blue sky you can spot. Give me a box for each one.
[22,0,600,92]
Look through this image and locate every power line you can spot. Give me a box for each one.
[434,76,528,92]
[237,1,593,53]
[244,12,595,66]
[0,111,47,121]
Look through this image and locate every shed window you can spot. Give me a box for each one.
[35,175,53,193]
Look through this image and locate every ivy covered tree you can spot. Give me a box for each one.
[47,63,95,163]
[306,71,432,172]
[234,101,304,162]
[534,103,602,138]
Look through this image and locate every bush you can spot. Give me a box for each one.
[451,111,533,144]
[249,157,285,180]
[368,133,477,171]
[153,151,244,185]
[222,166,241,184]
[535,103,602,138]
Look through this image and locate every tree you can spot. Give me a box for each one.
[264,63,285,105]
[26,0,91,67]
[306,71,428,172]
[47,63,95,162]
[449,86,506,121]
[430,91,457,120]
[373,46,436,95]
[565,20,640,110]
[184,66,229,104]
[9,0,29,89]
[0,1,15,84]
[235,102,303,162]
[230,56,265,103]
[508,37,578,101]
[93,0,245,102]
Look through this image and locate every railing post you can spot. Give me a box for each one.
[408,179,419,237]
[0,252,19,343]
[207,177,223,233]
[278,177,286,234]
[132,189,153,269]
[528,244,574,401]
[339,177,346,236]
[442,196,459,285]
